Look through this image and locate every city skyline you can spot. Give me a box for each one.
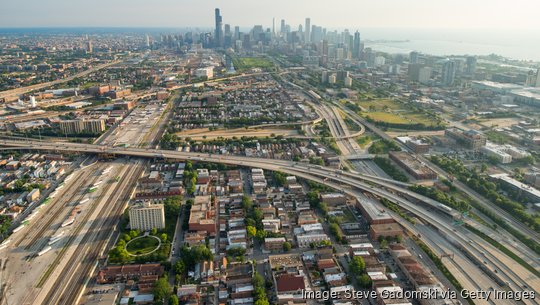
[1,0,539,30]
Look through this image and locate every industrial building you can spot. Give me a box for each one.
[389,151,437,180]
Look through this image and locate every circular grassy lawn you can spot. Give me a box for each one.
[125,235,161,256]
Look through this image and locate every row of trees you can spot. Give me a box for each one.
[349,256,372,288]
[368,139,401,154]
[409,184,471,212]
[431,155,540,232]
[252,272,270,305]
[373,157,409,182]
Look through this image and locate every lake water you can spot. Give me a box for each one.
[360,28,540,62]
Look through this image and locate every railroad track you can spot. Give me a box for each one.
[43,162,144,305]
[14,166,101,249]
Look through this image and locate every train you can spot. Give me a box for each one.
[13,224,25,233]
[79,198,90,205]
[61,218,74,227]
[37,246,52,256]
[0,239,11,250]
[26,210,39,221]
[48,231,65,245]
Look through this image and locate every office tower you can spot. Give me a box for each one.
[353,31,361,59]
[224,24,231,47]
[442,60,457,86]
[363,48,375,67]
[272,18,275,37]
[86,40,93,53]
[466,56,477,75]
[145,34,150,48]
[214,8,223,48]
[418,67,432,84]
[410,51,419,64]
[536,68,540,87]
[525,70,536,86]
[280,19,286,34]
[305,18,311,43]
[129,202,165,231]
[320,40,328,66]
[234,26,240,41]
[252,25,264,42]
[311,25,323,42]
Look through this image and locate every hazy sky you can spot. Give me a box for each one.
[1,0,539,30]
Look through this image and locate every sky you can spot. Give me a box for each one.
[1,0,540,30]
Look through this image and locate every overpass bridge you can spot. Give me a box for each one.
[0,137,451,216]
[1,137,539,294]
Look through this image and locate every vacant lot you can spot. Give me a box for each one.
[177,127,299,140]
[358,98,402,111]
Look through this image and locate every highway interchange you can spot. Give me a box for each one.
[0,69,539,305]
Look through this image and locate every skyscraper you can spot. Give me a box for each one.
[305,18,311,43]
[442,60,457,86]
[536,68,540,87]
[280,19,286,34]
[353,31,361,59]
[466,56,477,75]
[214,8,223,48]
[234,26,240,41]
[86,40,93,53]
[224,24,231,47]
[320,40,328,66]
[410,51,419,64]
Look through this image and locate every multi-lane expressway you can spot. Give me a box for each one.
[1,137,539,303]
[334,100,540,246]
[0,60,123,102]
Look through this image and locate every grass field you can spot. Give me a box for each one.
[232,57,274,71]
[126,236,160,255]
[365,112,410,124]
[362,109,441,127]
[358,98,402,111]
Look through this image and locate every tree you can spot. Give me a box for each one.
[169,295,179,305]
[283,241,292,252]
[242,195,253,210]
[174,260,186,275]
[246,226,257,238]
[349,256,365,275]
[380,239,388,249]
[153,277,171,301]
[160,233,168,242]
[151,228,158,236]
[129,230,139,239]
[228,246,246,257]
